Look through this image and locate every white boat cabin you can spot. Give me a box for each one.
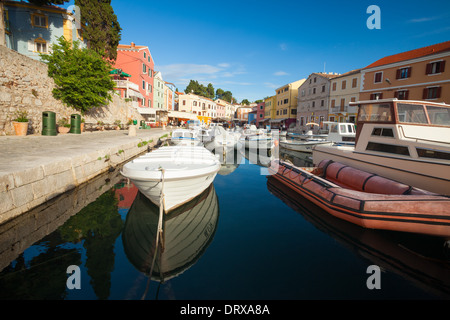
[351,98,450,161]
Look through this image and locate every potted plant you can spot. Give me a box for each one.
[114,119,121,130]
[57,117,71,134]
[96,120,105,131]
[12,110,29,136]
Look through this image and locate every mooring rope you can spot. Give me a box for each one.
[141,167,166,300]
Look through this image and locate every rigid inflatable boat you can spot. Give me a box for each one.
[268,159,450,238]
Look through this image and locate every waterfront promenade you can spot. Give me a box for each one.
[0,127,171,225]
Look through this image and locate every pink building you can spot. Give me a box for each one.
[256,102,265,127]
[113,42,155,108]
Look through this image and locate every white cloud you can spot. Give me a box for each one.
[264,82,280,89]
[274,71,289,76]
[157,63,222,80]
[218,63,230,68]
[279,43,288,51]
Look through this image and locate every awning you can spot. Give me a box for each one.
[168,111,197,120]
[110,69,131,77]
[136,107,156,115]
[270,118,287,123]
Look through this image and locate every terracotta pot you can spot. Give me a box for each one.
[58,126,70,134]
[13,121,29,136]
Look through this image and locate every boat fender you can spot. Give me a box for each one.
[318,159,334,178]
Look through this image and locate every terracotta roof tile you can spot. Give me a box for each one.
[364,41,450,69]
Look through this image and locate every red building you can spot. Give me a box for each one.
[256,102,265,127]
[113,42,155,108]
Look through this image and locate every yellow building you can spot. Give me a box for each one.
[264,95,276,119]
[273,79,305,128]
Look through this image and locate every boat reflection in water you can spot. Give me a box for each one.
[267,177,450,299]
[122,184,219,293]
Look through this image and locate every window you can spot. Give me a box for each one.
[426,61,445,75]
[397,67,411,79]
[374,72,383,83]
[357,103,392,122]
[352,78,357,88]
[423,87,441,100]
[370,92,383,100]
[284,98,288,104]
[322,85,325,92]
[291,109,297,115]
[142,64,147,73]
[332,82,337,91]
[397,103,427,124]
[34,38,47,53]
[426,105,450,125]
[371,127,394,137]
[312,101,315,108]
[31,14,47,28]
[395,90,409,100]
[366,142,410,156]
[183,100,186,106]
[342,80,346,90]
[142,80,145,90]
[283,109,287,115]
[340,98,345,107]
[331,99,335,108]
[144,52,146,58]
[313,88,316,94]
[321,100,324,107]
[417,148,450,160]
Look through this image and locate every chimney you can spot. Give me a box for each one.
[131,42,135,48]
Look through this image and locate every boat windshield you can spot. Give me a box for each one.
[357,103,392,122]
[397,103,450,126]
[426,105,450,126]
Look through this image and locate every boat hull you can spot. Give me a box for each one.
[121,146,220,212]
[268,159,450,238]
[280,140,329,153]
[313,144,450,195]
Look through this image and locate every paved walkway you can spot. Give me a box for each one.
[0,128,170,173]
[0,127,173,224]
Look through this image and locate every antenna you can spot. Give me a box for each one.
[323,62,326,73]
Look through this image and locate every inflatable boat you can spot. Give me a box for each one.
[268,159,450,238]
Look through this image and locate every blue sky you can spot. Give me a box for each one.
[67,0,450,102]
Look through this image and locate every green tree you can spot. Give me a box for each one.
[75,0,122,61]
[222,91,233,103]
[40,36,115,114]
[206,83,215,99]
[241,99,250,105]
[215,88,224,100]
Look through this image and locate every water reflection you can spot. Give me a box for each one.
[267,177,450,298]
[0,168,125,300]
[122,184,219,285]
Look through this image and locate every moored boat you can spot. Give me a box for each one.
[170,129,202,146]
[313,99,450,195]
[268,158,450,238]
[121,146,220,212]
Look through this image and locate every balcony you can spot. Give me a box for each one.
[113,80,142,99]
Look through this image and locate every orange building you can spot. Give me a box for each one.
[360,41,450,104]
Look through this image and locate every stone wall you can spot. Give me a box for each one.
[0,45,143,135]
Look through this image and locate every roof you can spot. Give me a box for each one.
[364,41,450,69]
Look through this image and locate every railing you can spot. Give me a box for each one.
[113,79,139,92]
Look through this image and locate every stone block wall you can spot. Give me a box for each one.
[0,45,143,135]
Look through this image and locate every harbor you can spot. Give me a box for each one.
[0,121,449,300]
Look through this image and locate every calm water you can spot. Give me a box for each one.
[0,147,449,300]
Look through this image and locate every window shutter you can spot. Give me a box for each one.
[394,91,398,98]
[436,86,442,98]
[405,90,409,100]
[440,60,446,73]
[396,69,401,79]
[370,94,374,100]
[28,40,34,51]
[425,63,432,75]
[379,93,383,99]
[407,67,412,77]
[422,88,428,99]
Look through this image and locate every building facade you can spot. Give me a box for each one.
[360,41,450,104]
[297,72,339,132]
[256,102,265,127]
[274,79,305,129]
[328,69,361,123]
[114,42,155,108]
[178,93,216,125]
[2,1,86,60]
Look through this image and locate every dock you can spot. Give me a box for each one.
[0,128,171,225]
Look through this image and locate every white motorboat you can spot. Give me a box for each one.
[322,121,356,146]
[170,129,202,146]
[121,146,221,212]
[212,126,240,150]
[279,138,330,153]
[313,99,450,195]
